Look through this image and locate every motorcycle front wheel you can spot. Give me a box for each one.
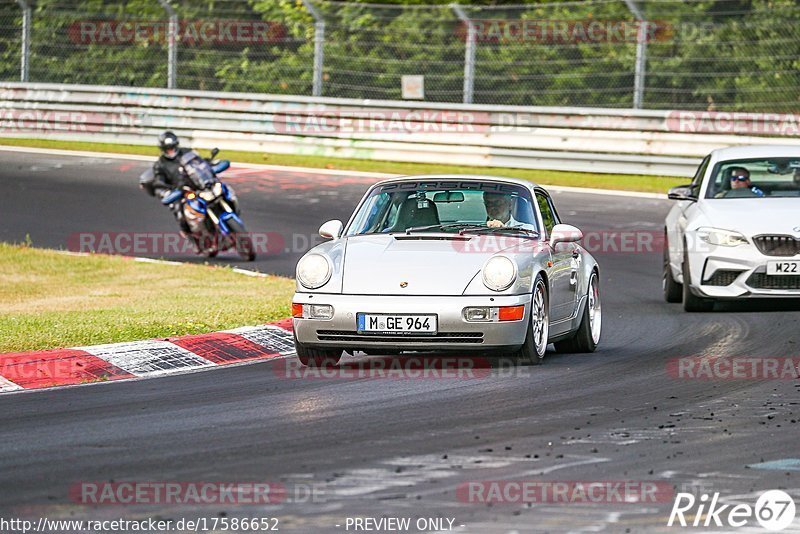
[226,219,256,261]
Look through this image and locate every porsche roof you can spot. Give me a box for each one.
[371,174,539,190]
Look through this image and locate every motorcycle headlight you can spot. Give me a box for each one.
[482,256,517,291]
[696,227,748,247]
[297,254,332,289]
[212,182,224,196]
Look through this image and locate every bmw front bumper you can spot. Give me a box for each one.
[292,293,532,351]
[687,243,800,298]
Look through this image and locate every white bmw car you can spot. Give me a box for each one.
[664,145,800,311]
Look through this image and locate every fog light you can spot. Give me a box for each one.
[308,304,334,319]
[291,303,303,318]
[463,307,498,322]
[498,305,525,321]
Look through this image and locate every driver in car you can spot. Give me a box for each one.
[484,192,520,228]
[716,167,765,198]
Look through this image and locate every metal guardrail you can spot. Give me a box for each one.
[1,83,799,177]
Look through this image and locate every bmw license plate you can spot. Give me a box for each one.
[357,313,437,335]
[767,261,800,275]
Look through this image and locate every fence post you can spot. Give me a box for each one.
[16,0,31,82]
[158,0,178,89]
[624,0,647,109]
[302,0,325,97]
[451,3,475,104]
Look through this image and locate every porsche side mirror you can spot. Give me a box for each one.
[668,185,697,202]
[550,224,583,248]
[319,219,344,240]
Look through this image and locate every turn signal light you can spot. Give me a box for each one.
[498,305,525,321]
[291,303,303,318]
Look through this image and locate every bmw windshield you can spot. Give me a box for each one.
[706,158,800,199]
[345,180,540,237]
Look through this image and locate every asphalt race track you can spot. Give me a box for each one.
[1,149,799,533]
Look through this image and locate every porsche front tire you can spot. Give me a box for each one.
[517,275,549,365]
[294,335,342,367]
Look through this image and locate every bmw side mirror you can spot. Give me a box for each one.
[550,224,583,248]
[668,185,697,202]
[210,148,220,159]
[319,220,344,240]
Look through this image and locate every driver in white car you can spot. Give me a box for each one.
[716,166,765,198]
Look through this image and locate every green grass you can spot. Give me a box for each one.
[0,137,684,194]
[0,243,295,353]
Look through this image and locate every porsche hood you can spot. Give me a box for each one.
[339,234,529,295]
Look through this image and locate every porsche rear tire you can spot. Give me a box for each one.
[294,334,342,367]
[516,275,549,365]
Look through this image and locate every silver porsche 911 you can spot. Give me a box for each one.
[292,175,601,366]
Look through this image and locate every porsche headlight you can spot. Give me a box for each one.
[482,256,517,291]
[696,227,748,247]
[297,254,332,289]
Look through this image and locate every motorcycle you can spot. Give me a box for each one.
[140,148,256,261]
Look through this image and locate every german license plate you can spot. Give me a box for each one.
[357,313,437,335]
[767,261,800,275]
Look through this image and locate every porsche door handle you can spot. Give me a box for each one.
[569,248,581,286]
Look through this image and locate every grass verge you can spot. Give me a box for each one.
[0,137,683,194]
[0,243,294,353]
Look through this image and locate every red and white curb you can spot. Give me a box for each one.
[0,319,294,394]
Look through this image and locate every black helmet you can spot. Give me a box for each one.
[158,131,180,158]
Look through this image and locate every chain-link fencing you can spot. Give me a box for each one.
[0,0,797,112]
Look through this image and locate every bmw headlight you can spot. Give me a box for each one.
[482,256,517,291]
[696,227,748,247]
[296,254,332,289]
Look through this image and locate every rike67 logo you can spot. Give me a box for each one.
[668,490,796,531]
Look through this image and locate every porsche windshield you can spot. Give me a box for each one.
[705,158,800,199]
[345,181,540,236]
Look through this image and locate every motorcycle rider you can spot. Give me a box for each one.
[147,131,193,234]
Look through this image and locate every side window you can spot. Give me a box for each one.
[535,192,558,235]
[690,156,710,197]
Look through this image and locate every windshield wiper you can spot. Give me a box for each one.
[462,225,540,237]
[404,223,486,234]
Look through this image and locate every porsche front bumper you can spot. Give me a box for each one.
[292,293,532,351]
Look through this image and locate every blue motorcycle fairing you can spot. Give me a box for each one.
[212,160,230,174]
[187,197,207,213]
[160,189,183,205]
[217,211,245,235]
